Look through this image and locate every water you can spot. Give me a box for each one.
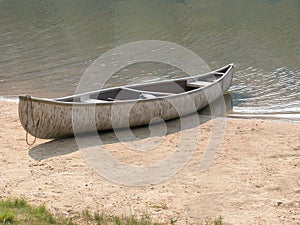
[0,0,299,121]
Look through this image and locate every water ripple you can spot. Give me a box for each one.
[230,67,300,120]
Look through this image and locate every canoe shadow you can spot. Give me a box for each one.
[29,93,232,161]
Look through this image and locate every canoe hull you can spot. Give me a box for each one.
[19,64,234,139]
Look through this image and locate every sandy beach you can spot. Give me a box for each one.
[0,99,299,224]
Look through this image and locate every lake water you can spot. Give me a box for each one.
[0,0,299,121]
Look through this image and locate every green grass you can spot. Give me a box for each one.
[79,210,161,225]
[0,197,226,225]
[0,197,162,225]
[206,216,224,225]
[0,197,68,225]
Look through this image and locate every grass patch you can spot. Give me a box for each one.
[206,216,225,225]
[0,197,226,225]
[0,197,162,225]
[0,210,14,224]
[0,197,71,225]
[80,210,161,225]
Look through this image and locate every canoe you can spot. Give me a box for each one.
[19,64,234,139]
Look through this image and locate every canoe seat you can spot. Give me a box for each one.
[80,98,108,103]
[121,87,173,96]
[186,81,213,88]
[139,93,156,99]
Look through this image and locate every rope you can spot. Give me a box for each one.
[24,94,37,146]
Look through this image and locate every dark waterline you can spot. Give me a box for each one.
[0,0,299,121]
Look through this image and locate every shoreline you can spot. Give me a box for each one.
[1,95,299,123]
[0,100,299,224]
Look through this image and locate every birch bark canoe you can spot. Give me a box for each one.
[19,64,234,139]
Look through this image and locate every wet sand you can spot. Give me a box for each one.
[0,100,299,224]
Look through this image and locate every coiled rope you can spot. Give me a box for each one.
[24,94,37,145]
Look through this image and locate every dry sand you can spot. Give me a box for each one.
[0,100,299,224]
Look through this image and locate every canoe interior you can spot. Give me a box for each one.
[55,70,226,103]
